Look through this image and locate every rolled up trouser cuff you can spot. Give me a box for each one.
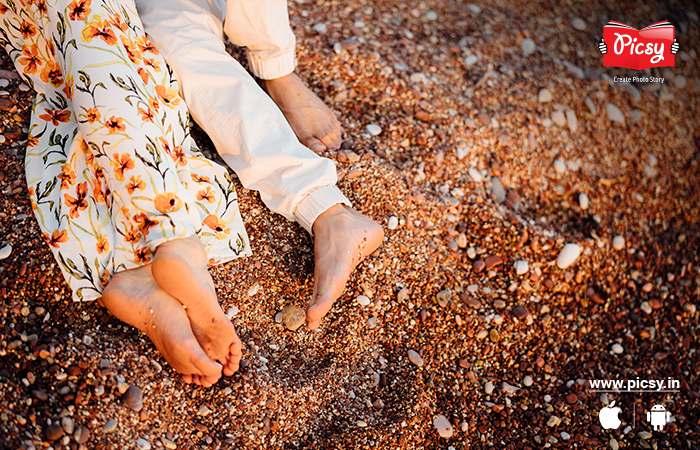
[294,185,352,234]
[247,49,297,80]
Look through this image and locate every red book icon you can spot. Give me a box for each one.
[603,21,675,70]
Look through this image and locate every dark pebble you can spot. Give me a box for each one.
[123,385,144,412]
[512,306,528,320]
[75,425,90,444]
[45,423,64,440]
[473,260,485,273]
[484,255,502,270]
[32,390,48,401]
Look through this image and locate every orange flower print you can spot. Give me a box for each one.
[143,58,161,72]
[38,108,71,126]
[58,163,76,190]
[83,107,100,123]
[43,229,69,248]
[108,13,129,32]
[110,152,134,182]
[39,60,64,87]
[63,73,74,100]
[92,177,106,203]
[154,192,182,214]
[147,96,160,114]
[19,20,37,39]
[155,85,181,109]
[191,173,211,184]
[64,181,88,219]
[171,146,187,166]
[126,175,146,194]
[124,227,141,244]
[27,134,39,147]
[120,205,131,220]
[138,107,154,123]
[36,0,48,14]
[105,115,125,133]
[158,136,171,155]
[120,35,141,64]
[82,19,117,46]
[96,234,109,254]
[203,214,231,239]
[68,0,91,21]
[196,186,216,204]
[134,247,152,264]
[100,269,111,287]
[135,36,159,55]
[137,67,149,85]
[134,212,159,235]
[0,4,8,14]
[18,44,43,74]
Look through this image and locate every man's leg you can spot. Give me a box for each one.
[136,0,383,328]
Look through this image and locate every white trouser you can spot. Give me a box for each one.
[134,0,350,234]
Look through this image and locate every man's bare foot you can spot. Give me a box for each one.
[151,236,242,376]
[306,204,384,329]
[262,73,342,153]
[101,265,223,387]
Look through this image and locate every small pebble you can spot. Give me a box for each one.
[161,437,177,449]
[578,193,589,210]
[46,424,64,440]
[280,305,305,331]
[638,431,652,440]
[461,422,468,432]
[436,289,451,307]
[572,17,587,30]
[538,88,553,103]
[136,438,152,450]
[521,38,536,56]
[674,75,687,89]
[512,306,528,320]
[468,167,482,182]
[247,284,260,296]
[397,288,409,302]
[356,420,368,428]
[102,419,117,434]
[366,124,382,136]
[122,385,144,412]
[433,415,453,438]
[551,111,566,127]
[425,10,438,20]
[561,431,571,440]
[198,404,212,415]
[607,103,626,125]
[502,382,519,394]
[556,243,581,269]
[513,260,529,275]
[410,72,428,84]
[484,382,494,394]
[61,417,74,434]
[74,426,90,444]
[611,343,624,354]
[312,23,327,33]
[356,295,371,307]
[489,329,500,342]
[566,110,577,133]
[490,177,506,203]
[609,438,619,450]
[226,306,239,319]
[387,216,399,230]
[523,376,533,387]
[0,244,11,260]
[612,235,625,250]
[407,350,424,367]
[476,330,488,340]
[464,54,479,67]
[553,159,566,173]
[466,247,476,259]
[547,416,561,427]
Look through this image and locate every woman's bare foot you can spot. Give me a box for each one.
[262,73,343,153]
[151,236,242,376]
[100,265,223,387]
[306,204,384,329]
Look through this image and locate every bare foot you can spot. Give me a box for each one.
[151,236,242,377]
[306,204,384,329]
[100,265,223,387]
[262,72,342,152]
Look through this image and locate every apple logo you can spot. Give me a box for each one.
[599,401,622,430]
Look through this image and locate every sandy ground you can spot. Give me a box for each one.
[1,0,699,449]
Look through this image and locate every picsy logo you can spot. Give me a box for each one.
[598,21,679,70]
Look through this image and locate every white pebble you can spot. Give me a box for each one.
[247,284,260,296]
[136,438,152,450]
[0,244,12,260]
[609,438,619,450]
[557,243,581,269]
[612,235,625,250]
[514,260,529,275]
[578,193,589,210]
[561,431,571,440]
[493,315,503,325]
[674,75,687,89]
[356,420,367,427]
[313,23,327,33]
[366,124,382,136]
[611,343,624,354]
[640,301,652,314]
[467,167,483,182]
[226,306,239,319]
[433,415,453,438]
[407,350,424,367]
[551,110,566,127]
[523,375,533,387]
[572,17,587,30]
[461,421,468,432]
[502,382,519,394]
[547,415,561,427]
[0,79,9,88]
[467,4,482,13]
[464,54,479,67]
[538,88,553,103]
[410,72,428,84]
[425,11,438,21]
[356,295,371,307]
[521,38,536,56]
[387,216,399,230]
[19,83,30,91]
[553,159,567,173]
[607,103,626,125]
[466,247,477,259]
[566,110,578,133]
[483,381,494,394]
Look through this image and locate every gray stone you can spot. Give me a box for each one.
[572,18,587,30]
[521,38,536,56]
[433,415,453,438]
[280,305,305,331]
[102,419,117,434]
[607,103,626,125]
[551,110,566,127]
[490,177,506,203]
[407,350,424,367]
[136,438,152,450]
[556,243,581,269]
[122,385,143,412]
[538,88,553,103]
[366,124,382,136]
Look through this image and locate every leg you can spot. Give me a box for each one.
[101,265,223,387]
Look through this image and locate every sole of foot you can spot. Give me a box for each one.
[306,204,384,329]
[151,235,242,376]
[101,265,222,387]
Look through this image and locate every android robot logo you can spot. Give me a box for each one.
[646,404,671,431]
